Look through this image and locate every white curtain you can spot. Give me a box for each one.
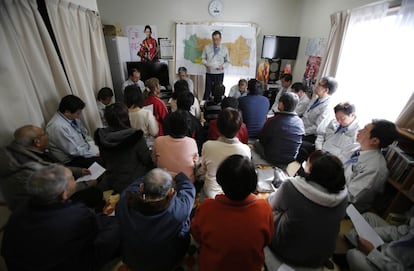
[0,0,70,146]
[46,0,113,133]
[318,10,350,78]
[334,1,414,126]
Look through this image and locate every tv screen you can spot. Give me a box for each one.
[276,36,300,60]
[126,61,170,88]
[261,35,300,60]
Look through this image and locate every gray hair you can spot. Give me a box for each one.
[27,164,70,204]
[143,168,173,200]
[14,125,41,147]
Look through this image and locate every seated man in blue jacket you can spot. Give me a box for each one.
[254,92,305,169]
[116,168,196,271]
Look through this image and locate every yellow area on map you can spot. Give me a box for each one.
[183,35,250,67]
[196,37,212,52]
[224,36,250,67]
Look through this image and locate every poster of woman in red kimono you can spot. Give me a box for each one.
[138,25,159,62]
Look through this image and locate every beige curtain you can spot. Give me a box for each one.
[396,93,414,129]
[396,0,414,129]
[318,10,350,78]
[45,0,113,134]
[0,0,70,146]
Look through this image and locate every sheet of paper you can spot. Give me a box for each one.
[76,162,106,183]
[257,181,275,193]
[256,168,275,182]
[277,263,295,271]
[346,204,384,248]
[286,161,301,177]
[159,38,174,59]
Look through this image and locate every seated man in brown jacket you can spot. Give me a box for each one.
[0,125,101,211]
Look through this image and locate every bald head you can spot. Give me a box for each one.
[14,125,47,150]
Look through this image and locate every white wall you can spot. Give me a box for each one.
[97,0,301,84]
[96,0,378,83]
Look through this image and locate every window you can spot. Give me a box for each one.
[334,9,414,126]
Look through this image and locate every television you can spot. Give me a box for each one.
[261,35,301,60]
[126,61,170,89]
[276,36,300,60]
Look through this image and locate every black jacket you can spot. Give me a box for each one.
[94,127,154,193]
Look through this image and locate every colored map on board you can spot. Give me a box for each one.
[183,34,251,67]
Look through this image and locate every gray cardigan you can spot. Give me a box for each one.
[267,176,347,267]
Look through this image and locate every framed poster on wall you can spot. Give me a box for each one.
[125,25,158,61]
[159,38,174,59]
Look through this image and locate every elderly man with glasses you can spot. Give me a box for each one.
[297,76,338,162]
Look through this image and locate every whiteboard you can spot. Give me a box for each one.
[175,22,257,77]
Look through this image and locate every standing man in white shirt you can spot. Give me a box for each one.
[202,30,230,101]
[344,119,397,212]
[122,68,145,94]
[46,95,101,168]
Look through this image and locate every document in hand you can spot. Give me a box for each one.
[346,204,384,248]
[75,162,106,183]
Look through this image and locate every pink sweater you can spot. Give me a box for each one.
[152,135,199,181]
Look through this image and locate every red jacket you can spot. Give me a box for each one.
[207,119,249,144]
[191,194,274,271]
[144,95,168,136]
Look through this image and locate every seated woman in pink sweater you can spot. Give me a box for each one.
[152,110,199,181]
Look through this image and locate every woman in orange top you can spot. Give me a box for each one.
[191,155,274,271]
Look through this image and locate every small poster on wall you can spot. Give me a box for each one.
[305,37,326,57]
[159,38,174,59]
[303,37,326,92]
[125,25,158,61]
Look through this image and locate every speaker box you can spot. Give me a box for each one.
[268,60,281,84]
